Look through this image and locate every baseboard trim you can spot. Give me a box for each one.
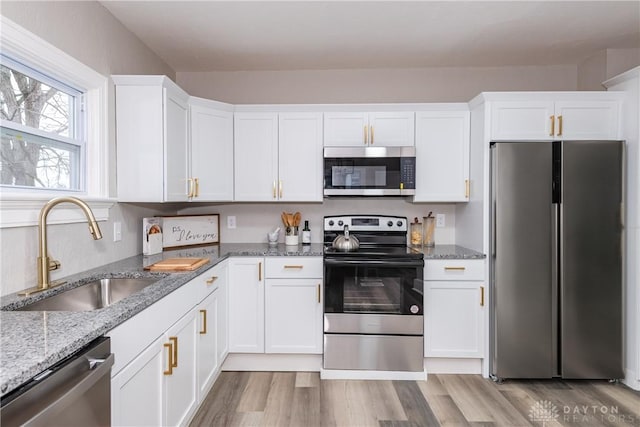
[222,353,322,371]
[425,358,482,374]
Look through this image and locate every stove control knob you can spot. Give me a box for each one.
[328,220,334,226]
[397,220,403,227]
[387,221,393,227]
[338,220,344,226]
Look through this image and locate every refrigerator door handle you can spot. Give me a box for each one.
[551,203,559,377]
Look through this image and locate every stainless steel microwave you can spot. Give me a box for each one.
[323,147,416,196]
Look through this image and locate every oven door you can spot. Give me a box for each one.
[323,147,416,196]
[324,257,423,316]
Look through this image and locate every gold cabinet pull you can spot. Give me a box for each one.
[272,181,276,199]
[206,276,218,285]
[370,125,374,145]
[363,125,368,144]
[199,309,207,335]
[187,178,194,198]
[444,266,466,271]
[465,179,470,198]
[169,336,178,368]
[284,265,304,269]
[549,115,555,137]
[258,262,262,281]
[194,177,200,197]
[163,343,173,375]
[557,115,563,136]
[279,180,283,199]
[480,286,485,306]
[317,284,321,303]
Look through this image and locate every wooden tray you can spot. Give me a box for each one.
[145,257,209,271]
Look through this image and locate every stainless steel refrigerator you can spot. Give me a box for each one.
[490,140,624,380]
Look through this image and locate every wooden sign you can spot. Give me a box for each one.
[161,214,219,249]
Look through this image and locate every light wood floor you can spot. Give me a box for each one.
[190,372,640,427]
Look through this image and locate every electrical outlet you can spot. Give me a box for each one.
[227,216,237,229]
[436,214,445,228]
[113,221,122,241]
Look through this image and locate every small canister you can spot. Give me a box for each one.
[423,215,435,247]
[410,218,423,247]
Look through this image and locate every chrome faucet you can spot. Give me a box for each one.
[21,197,103,296]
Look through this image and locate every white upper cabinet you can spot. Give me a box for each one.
[490,101,555,141]
[278,113,323,202]
[234,112,323,202]
[324,111,414,146]
[414,110,470,202]
[554,101,620,140]
[234,113,279,201]
[114,76,190,202]
[490,96,621,141]
[189,98,234,201]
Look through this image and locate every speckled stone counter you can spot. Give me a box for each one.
[412,244,485,259]
[0,243,324,397]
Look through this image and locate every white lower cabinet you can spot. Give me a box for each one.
[265,278,323,353]
[228,256,323,355]
[165,310,198,427]
[111,309,197,427]
[196,288,219,401]
[111,335,164,426]
[425,281,484,358]
[109,261,228,426]
[228,257,265,353]
[424,259,486,358]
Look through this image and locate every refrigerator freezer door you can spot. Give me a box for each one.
[561,140,624,379]
[491,142,554,379]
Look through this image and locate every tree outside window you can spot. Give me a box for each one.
[0,60,83,191]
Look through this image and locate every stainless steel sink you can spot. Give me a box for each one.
[16,277,159,311]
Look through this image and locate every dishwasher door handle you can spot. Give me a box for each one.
[26,353,114,426]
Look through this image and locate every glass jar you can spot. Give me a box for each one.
[410,222,423,247]
[423,216,435,247]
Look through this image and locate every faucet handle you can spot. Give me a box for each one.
[48,259,61,271]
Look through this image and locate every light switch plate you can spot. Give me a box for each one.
[227,216,237,229]
[436,214,445,228]
[113,221,122,241]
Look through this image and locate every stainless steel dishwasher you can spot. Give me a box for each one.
[1,336,113,427]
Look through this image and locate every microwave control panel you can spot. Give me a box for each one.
[400,157,416,190]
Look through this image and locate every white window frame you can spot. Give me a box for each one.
[0,16,114,228]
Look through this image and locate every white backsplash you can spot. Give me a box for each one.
[178,198,456,245]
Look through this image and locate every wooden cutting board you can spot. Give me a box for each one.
[145,257,209,271]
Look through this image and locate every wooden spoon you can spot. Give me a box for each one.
[294,212,301,227]
[281,212,289,227]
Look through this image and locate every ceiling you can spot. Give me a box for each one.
[100,1,640,72]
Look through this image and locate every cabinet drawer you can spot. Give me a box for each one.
[265,257,323,278]
[424,259,485,281]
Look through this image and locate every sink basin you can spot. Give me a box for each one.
[17,277,159,311]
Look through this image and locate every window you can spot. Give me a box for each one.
[1,56,86,191]
[0,16,112,228]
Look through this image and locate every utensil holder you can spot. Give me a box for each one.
[423,217,435,247]
[285,226,299,246]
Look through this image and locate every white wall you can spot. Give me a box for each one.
[0,3,176,296]
[177,65,578,104]
[177,199,456,246]
[577,48,640,90]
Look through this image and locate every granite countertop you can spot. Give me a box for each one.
[0,242,482,397]
[0,243,324,397]
[413,244,486,259]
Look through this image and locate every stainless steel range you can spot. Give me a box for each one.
[323,215,424,372]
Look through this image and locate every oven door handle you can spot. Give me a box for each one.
[324,258,424,268]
